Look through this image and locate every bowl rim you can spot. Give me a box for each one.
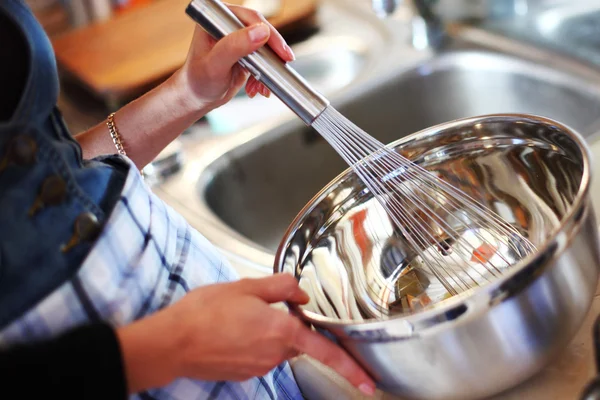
[273,112,594,331]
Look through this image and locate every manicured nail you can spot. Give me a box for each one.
[252,84,261,98]
[247,80,258,97]
[286,44,295,61]
[260,85,270,98]
[249,23,269,42]
[359,383,376,396]
[254,82,264,97]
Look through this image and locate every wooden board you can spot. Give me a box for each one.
[51,0,318,106]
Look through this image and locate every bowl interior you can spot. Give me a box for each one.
[276,115,587,323]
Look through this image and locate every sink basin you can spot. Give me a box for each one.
[482,2,600,68]
[201,49,600,254]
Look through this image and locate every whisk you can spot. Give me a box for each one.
[186,0,537,301]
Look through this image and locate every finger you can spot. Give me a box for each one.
[245,78,258,97]
[245,75,271,98]
[246,79,259,98]
[245,78,270,98]
[239,274,309,304]
[258,83,271,98]
[213,64,249,105]
[206,23,271,80]
[224,68,249,101]
[231,64,250,90]
[227,5,295,62]
[246,76,259,93]
[245,76,255,93]
[244,274,309,304]
[293,325,376,396]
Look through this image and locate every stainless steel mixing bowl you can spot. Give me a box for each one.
[274,114,600,400]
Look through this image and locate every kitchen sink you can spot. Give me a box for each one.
[147,3,600,399]
[482,1,600,69]
[153,3,600,277]
[199,49,600,254]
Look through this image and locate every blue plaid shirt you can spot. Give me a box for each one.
[0,0,304,398]
[0,157,304,400]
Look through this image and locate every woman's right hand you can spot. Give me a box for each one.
[116,274,376,396]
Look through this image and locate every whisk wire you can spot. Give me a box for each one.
[312,107,536,299]
[336,112,533,257]
[328,123,500,291]
[321,115,482,293]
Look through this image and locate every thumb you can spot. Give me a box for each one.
[205,23,270,79]
[238,274,310,304]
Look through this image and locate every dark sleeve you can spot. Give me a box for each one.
[0,4,29,121]
[0,323,128,399]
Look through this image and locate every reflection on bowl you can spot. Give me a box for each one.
[275,114,600,400]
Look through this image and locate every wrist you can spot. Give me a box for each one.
[169,68,214,120]
[116,310,184,394]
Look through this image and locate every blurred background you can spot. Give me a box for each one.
[27,0,326,137]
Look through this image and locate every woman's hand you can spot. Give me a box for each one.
[117,274,376,396]
[175,4,295,112]
[77,4,294,168]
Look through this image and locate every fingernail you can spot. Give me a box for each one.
[286,45,295,61]
[249,23,269,42]
[248,80,259,96]
[359,383,376,396]
[247,80,257,94]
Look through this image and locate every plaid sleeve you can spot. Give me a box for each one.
[0,158,305,400]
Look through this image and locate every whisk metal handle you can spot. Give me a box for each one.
[185,0,329,125]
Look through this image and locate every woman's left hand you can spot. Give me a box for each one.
[175,4,295,112]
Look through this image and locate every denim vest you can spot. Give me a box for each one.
[0,0,127,329]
